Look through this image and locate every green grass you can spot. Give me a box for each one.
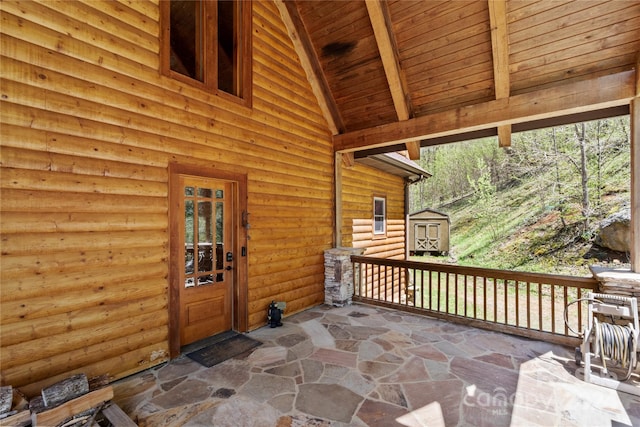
[421,150,630,276]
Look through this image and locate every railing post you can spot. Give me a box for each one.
[349,255,597,345]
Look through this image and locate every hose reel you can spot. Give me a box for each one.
[570,292,639,396]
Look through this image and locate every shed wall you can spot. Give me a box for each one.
[0,0,333,395]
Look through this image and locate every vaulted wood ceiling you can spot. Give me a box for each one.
[276,0,640,159]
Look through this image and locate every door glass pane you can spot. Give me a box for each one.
[184,200,194,287]
[215,201,224,272]
[198,187,213,198]
[198,201,213,274]
[198,274,214,285]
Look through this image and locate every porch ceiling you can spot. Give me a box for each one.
[277,0,640,157]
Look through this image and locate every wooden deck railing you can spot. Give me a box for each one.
[351,255,599,346]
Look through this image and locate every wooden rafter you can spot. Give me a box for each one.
[488,0,511,148]
[274,0,345,135]
[365,0,410,121]
[334,70,636,152]
[365,0,420,160]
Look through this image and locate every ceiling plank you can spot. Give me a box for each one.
[274,0,345,135]
[488,0,511,147]
[365,0,421,160]
[334,70,636,152]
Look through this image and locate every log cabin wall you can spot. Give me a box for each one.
[0,0,334,395]
[340,162,406,259]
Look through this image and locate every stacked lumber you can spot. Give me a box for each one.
[0,386,29,426]
[0,374,136,427]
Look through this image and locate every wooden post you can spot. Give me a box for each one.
[631,97,639,272]
[335,152,343,247]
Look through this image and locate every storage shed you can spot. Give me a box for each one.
[409,208,451,255]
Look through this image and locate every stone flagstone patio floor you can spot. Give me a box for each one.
[112,304,640,426]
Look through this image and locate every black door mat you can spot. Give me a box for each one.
[186,334,262,368]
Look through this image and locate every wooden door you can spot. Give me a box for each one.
[415,223,440,252]
[427,223,440,251]
[177,175,234,346]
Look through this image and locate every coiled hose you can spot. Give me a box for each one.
[594,317,636,380]
[565,297,638,381]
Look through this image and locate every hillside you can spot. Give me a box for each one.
[411,118,631,277]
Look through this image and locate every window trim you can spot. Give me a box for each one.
[160,0,252,106]
[373,196,387,237]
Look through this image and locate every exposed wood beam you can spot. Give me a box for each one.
[354,105,630,157]
[274,0,345,135]
[365,0,420,160]
[405,141,421,160]
[365,0,411,120]
[488,0,511,148]
[334,70,636,152]
[497,125,511,148]
[341,152,355,167]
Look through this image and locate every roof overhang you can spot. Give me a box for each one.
[355,152,431,183]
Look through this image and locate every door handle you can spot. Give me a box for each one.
[225,266,233,271]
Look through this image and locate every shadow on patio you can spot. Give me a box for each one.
[112,304,640,426]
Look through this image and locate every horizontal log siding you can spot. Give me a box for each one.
[0,0,333,395]
[340,162,406,259]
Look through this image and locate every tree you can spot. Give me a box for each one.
[468,157,499,239]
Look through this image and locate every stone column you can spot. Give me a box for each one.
[590,266,640,321]
[590,266,640,298]
[324,247,364,307]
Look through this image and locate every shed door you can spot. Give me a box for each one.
[178,175,233,346]
[415,223,440,251]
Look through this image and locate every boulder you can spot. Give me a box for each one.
[595,208,630,252]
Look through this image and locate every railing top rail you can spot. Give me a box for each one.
[351,255,598,288]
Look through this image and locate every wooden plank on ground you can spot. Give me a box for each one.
[0,410,30,427]
[101,403,137,426]
[31,386,113,427]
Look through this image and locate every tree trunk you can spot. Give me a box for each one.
[552,127,567,227]
[575,123,590,231]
